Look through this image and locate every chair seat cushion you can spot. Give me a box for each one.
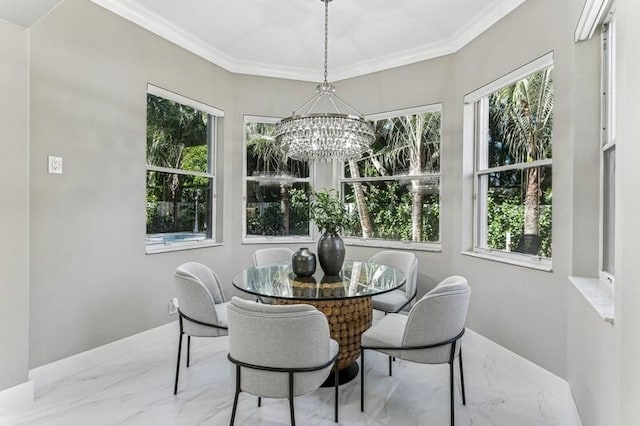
[361,313,406,354]
[372,289,410,313]
[184,301,229,337]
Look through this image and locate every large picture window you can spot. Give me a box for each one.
[466,54,553,265]
[340,105,441,249]
[145,85,222,251]
[243,116,313,242]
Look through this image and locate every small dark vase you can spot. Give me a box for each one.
[292,247,316,277]
[317,232,345,275]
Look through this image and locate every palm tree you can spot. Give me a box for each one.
[490,67,553,238]
[373,112,441,241]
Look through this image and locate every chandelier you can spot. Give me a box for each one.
[275,0,375,162]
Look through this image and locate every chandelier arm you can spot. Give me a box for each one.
[292,91,323,116]
[330,92,366,118]
[326,94,342,114]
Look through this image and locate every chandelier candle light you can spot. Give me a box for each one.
[275,0,375,162]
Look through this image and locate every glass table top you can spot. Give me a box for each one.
[231,260,406,301]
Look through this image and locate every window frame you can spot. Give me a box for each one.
[242,115,316,244]
[464,53,554,270]
[145,84,223,254]
[338,104,443,252]
[599,12,616,285]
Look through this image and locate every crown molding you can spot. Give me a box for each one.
[91,0,527,83]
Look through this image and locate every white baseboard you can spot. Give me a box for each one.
[29,321,177,393]
[0,380,34,410]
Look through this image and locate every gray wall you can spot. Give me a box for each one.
[616,0,640,424]
[0,19,30,391]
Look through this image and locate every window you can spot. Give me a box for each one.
[243,116,313,242]
[339,105,442,249]
[600,15,616,281]
[145,85,222,251]
[465,54,553,266]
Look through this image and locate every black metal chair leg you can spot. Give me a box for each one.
[459,348,466,405]
[360,350,365,412]
[449,361,455,426]
[289,372,295,426]
[334,364,339,422]
[173,329,183,395]
[388,355,393,376]
[258,396,261,407]
[230,365,241,426]
[186,336,191,368]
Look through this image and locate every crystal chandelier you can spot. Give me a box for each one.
[275,0,375,162]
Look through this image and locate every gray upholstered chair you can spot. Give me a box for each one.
[252,248,294,304]
[369,250,418,313]
[252,247,294,267]
[227,297,339,426]
[173,262,229,395]
[360,276,471,426]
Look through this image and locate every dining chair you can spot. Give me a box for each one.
[227,297,339,426]
[253,247,294,267]
[252,248,294,304]
[360,275,471,426]
[369,250,418,314]
[173,262,229,395]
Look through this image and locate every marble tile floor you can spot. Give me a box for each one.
[0,323,581,426]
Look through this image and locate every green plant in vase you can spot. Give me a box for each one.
[291,189,349,275]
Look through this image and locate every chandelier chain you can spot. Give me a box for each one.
[324,0,329,85]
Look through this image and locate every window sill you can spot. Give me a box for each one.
[568,276,615,325]
[460,250,553,272]
[344,238,441,253]
[242,236,315,245]
[145,241,223,254]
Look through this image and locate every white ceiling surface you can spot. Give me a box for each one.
[0,0,527,82]
[0,0,62,28]
[92,0,527,82]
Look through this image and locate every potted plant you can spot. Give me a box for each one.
[292,189,350,275]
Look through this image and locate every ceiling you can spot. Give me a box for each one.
[0,0,527,82]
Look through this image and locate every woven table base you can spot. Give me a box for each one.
[274,297,372,369]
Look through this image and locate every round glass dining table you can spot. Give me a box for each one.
[231,260,406,383]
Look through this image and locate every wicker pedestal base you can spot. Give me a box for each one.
[273,297,372,370]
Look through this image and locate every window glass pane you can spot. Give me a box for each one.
[603,146,615,274]
[342,181,440,243]
[246,122,309,178]
[345,111,441,178]
[146,170,212,243]
[341,108,441,244]
[246,181,311,237]
[477,165,552,258]
[146,94,210,172]
[486,67,553,168]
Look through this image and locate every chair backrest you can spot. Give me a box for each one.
[175,262,226,334]
[369,250,418,299]
[402,276,471,364]
[227,297,333,397]
[253,248,294,267]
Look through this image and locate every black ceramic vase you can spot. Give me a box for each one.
[317,232,345,275]
[292,247,316,277]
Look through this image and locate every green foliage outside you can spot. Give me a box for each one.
[146,94,211,236]
[486,190,552,257]
[342,182,439,242]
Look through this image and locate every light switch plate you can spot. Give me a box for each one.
[48,156,62,174]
